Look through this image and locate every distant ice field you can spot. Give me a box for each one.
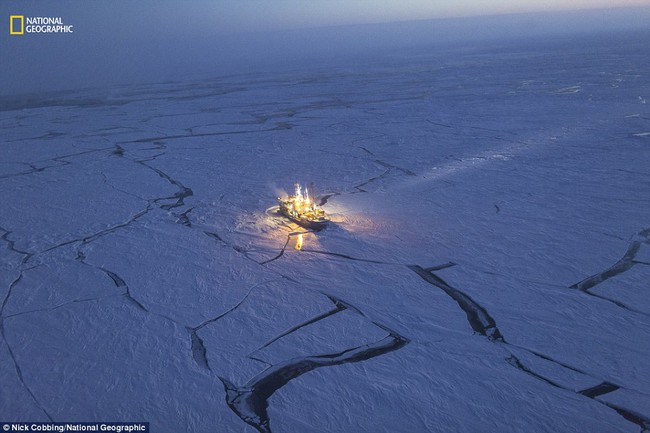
[1,29,649,433]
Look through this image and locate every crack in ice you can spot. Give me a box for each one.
[570,227,650,316]
[220,293,409,433]
[409,265,504,341]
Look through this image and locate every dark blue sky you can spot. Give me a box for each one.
[1,2,649,96]
[5,1,647,33]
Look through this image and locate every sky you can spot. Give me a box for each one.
[182,0,650,32]
[1,1,650,97]
[6,0,646,35]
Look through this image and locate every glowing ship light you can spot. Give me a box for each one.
[278,183,330,231]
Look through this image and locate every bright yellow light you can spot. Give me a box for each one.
[295,233,303,250]
[278,182,330,231]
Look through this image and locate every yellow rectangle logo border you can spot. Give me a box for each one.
[10,15,24,35]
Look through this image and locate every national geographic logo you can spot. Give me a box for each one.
[9,15,23,34]
[9,15,74,35]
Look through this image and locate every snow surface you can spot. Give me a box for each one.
[1,30,650,433]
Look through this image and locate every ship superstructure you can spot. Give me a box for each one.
[278,183,330,230]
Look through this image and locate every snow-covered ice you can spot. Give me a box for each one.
[1,29,649,433]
